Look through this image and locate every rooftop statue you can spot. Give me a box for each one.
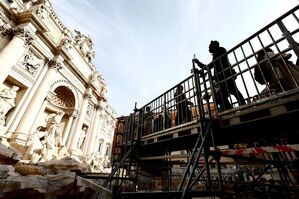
[74,29,95,62]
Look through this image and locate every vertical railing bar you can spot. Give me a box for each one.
[232,50,251,101]
[247,40,266,99]
[257,34,285,92]
[277,20,299,58]
[267,27,299,88]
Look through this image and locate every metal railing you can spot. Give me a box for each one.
[107,4,299,197]
[137,4,299,138]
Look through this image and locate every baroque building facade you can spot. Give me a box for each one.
[0,0,116,170]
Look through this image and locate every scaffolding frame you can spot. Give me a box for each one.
[92,5,299,199]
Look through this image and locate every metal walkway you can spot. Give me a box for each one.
[89,5,299,199]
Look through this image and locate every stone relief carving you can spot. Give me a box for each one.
[21,50,42,74]
[74,29,95,62]
[0,85,19,126]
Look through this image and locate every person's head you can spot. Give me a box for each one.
[209,40,220,54]
[176,85,184,93]
[257,47,273,61]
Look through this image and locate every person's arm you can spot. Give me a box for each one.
[193,58,205,68]
[193,59,206,77]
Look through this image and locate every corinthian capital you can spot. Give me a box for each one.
[0,17,12,37]
[12,27,34,47]
[83,88,92,99]
[95,103,102,110]
[48,59,63,70]
[0,26,11,37]
[83,92,92,100]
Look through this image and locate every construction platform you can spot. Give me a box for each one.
[85,5,299,199]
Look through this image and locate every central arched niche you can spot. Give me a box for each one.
[50,86,75,109]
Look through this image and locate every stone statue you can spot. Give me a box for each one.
[74,29,95,62]
[74,29,83,45]
[40,134,56,162]
[0,86,19,125]
[24,126,47,160]
[77,127,87,149]
[57,146,70,159]
[89,153,104,172]
[45,111,64,147]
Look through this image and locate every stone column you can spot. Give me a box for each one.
[0,27,33,84]
[85,103,102,154]
[65,110,78,147]
[7,64,48,133]
[29,98,48,132]
[70,88,91,150]
[15,59,62,135]
[62,113,75,146]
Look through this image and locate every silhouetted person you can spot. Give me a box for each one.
[164,106,172,129]
[155,105,172,131]
[143,106,153,136]
[194,40,246,111]
[174,85,193,125]
[255,47,299,92]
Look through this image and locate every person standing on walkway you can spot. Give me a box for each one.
[194,40,246,111]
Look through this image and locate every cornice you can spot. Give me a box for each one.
[16,11,48,33]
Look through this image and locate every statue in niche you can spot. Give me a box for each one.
[0,86,19,126]
[77,126,87,149]
[86,104,93,117]
[21,50,42,74]
[45,111,64,147]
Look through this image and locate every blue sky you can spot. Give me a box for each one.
[51,0,298,116]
